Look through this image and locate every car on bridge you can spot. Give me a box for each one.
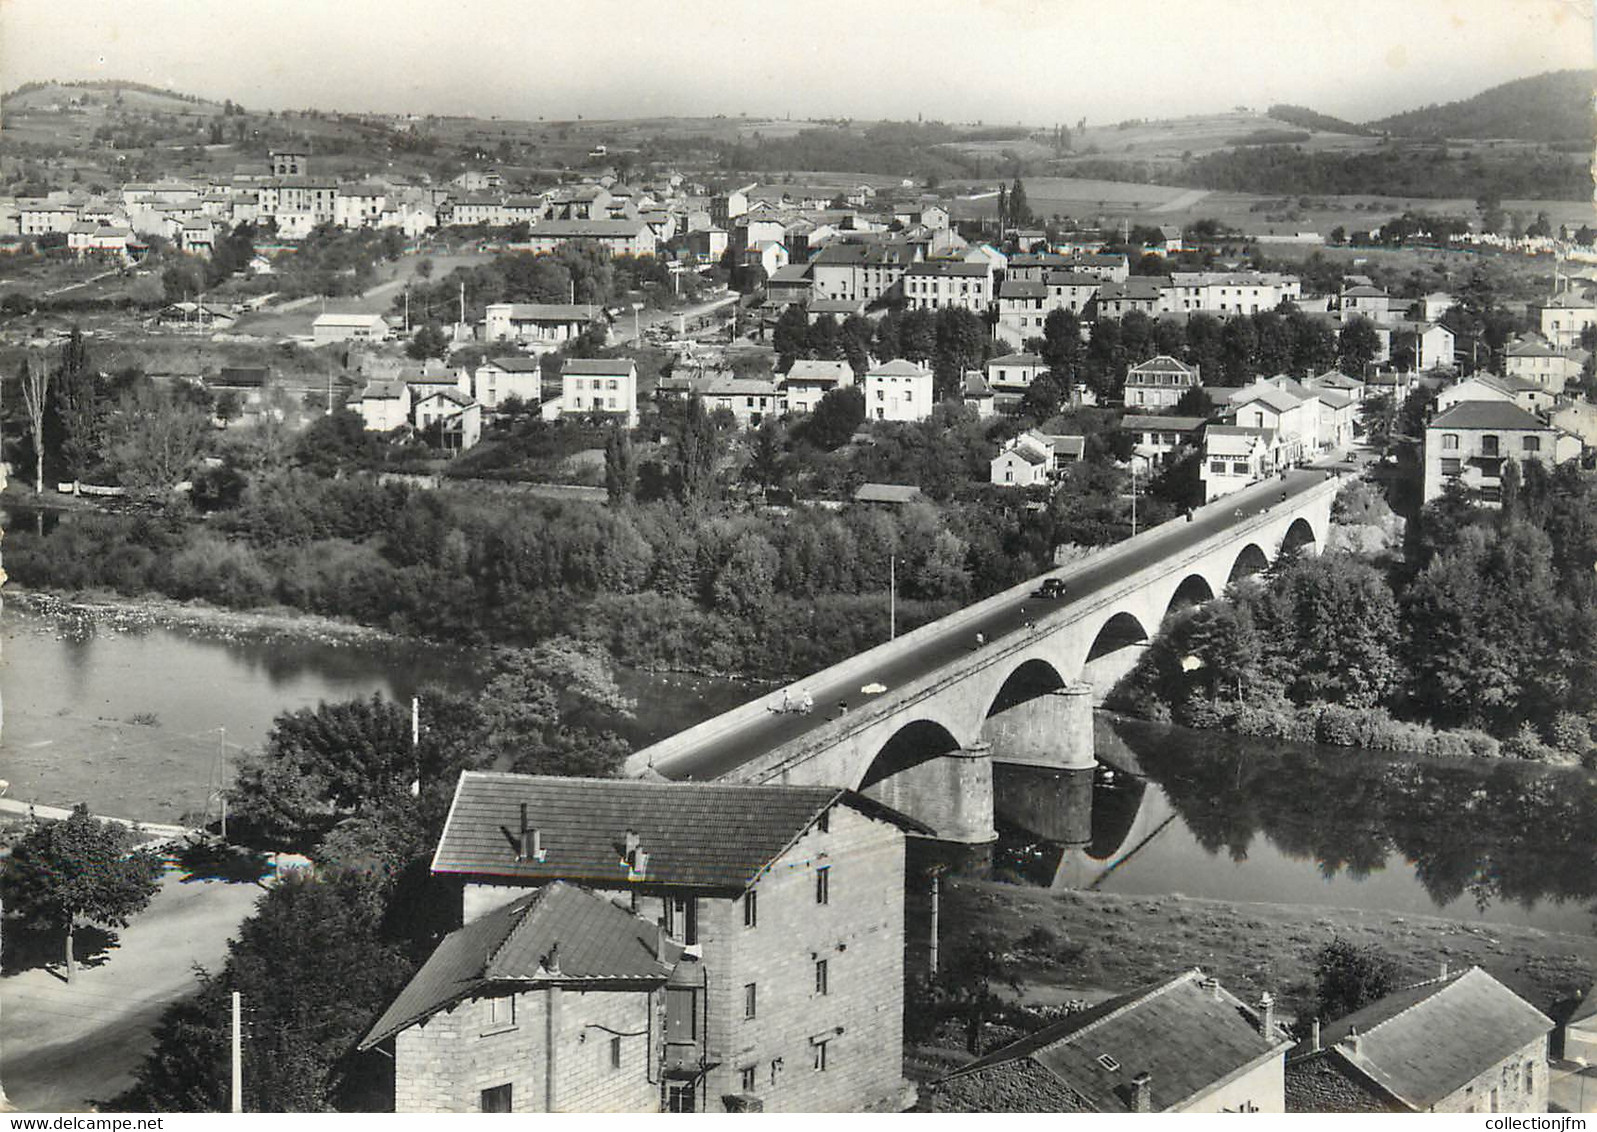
[1033,578,1068,599]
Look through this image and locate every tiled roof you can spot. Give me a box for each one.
[1000,280,1047,299]
[1044,271,1105,288]
[1342,285,1388,298]
[432,772,924,891]
[905,260,990,277]
[491,303,597,321]
[359,881,676,1049]
[562,358,636,376]
[1231,384,1304,413]
[528,219,648,237]
[940,970,1290,1112]
[784,359,851,383]
[1428,401,1549,431]
[964,371,994,398]
[1127,355,1196,377]
[1123,415,1206,431]
[768,264,811,284]
[1290,967,1553,1111]
[868,359,932,378]
[989,353,1045,367]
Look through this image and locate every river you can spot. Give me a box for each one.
[2,605,1591,936]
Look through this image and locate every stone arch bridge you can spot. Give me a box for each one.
[626,471,1342,842]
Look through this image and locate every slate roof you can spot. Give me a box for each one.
[1428,401,1550,431]
[1289,967,1553,1111]
[1044,271,1105,288]
[1098,278,1167,302]
[562,358,636,376]
[528,219,648,237]
[768,264,812,284]
[358,881,676,1049]
[484,356,542,373]
[1231,384,1304,413]
[940,970,1290,1112]
[431,773,925,891]
[1123,415,1206,432]
[906,260,990,277]
[964,371,994,398]
[999,279,1047,299]
[1570,986,1597,1026]
[1127,355,1197,377]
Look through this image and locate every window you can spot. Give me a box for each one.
[815,959,829,995]
[744,982,757,1019]
[610,1035,623,1069]
[666,1083,696,1113]
[665,896,697,944]
[813,1040,829,1072]
[1209,460,1227,474]
[1481,434,1500,456]
[486,994,516,1030]
[816,866,830,905]
[1440,432,1459,450]
[1522,435,1541,452]
[480,1084,513,1113]
[1525,1062,1535,1093]
[1231,461,1249,475]
[771,1058,784,1087]
[1441,458,1462,475]
[740,1065,757,1092]
[743,890,758,929]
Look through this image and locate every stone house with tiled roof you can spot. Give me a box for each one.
[1285,966,1553,1113]
[932,969,1293,1112]
[427,773,927,1113]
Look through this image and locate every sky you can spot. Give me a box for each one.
[1,0,1591,126]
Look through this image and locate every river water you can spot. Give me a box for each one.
[2,605,1591,936]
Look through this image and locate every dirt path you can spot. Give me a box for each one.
[1,868,265,1111]
[1151,188,1210,213]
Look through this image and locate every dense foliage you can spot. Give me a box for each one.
[1367,68,1596,144]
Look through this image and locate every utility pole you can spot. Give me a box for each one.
[889,556,897,641]
[410,696,421,797]
[231,991,243,1113]
[218,726,228,842]
[1130,463,1139,538]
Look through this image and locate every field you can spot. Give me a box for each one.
[947,877,1597,1026]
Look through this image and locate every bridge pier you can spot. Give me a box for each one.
[993,763,1094,845]
[862,742,997,845]
[983,683,1095,770]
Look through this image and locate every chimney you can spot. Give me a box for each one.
[1309,1018,1321,1053]
[1129,1072,1153,1114]
[545,942,560,976]
[1439,960,1449,979]
[624,829,640,857]
[630,847,649,880]
[1257,992,1276,1037]
[1345,1026,1360,1056]
[1199,976,1221,1001]
[518,802,531,860]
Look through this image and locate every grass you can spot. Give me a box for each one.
[946,876,1597,1026]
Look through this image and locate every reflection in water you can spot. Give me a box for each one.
[976,715,1597,935]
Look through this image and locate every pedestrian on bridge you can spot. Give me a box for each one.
[800,690,814,714]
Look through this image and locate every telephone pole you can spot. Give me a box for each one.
[231,991,243,1113]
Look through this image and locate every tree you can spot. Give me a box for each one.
[603,422,637,505]
[1020,371,1065,421]
[1,804,163,981]
[839,313,875,373]
[19,350,51,494]
[1040,308,1084,382]
[1338,316,1380,376]
[772,304,811,368]
[105,382,211,496]
[55,331,108,488]
[899,308,937,362]
[802,385,865,451]
[931,307,986,401]
[807,313,843,360]
[1257,553,1401,708]
[1313,938,1399,1022]
[672,395,719,507]
[407,323,449,360]
[1219,316,1258,385]
[1008,178,1033,228]
[743,416,786,493]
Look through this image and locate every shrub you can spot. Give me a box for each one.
[160,536,273,608]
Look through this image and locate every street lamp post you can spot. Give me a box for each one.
[889,556,897,641]
[1130,463,1139,538]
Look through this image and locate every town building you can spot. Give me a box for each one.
[1563,984,1597,1064]
[780,359,853,416]
[1339,284,1395,325]
[351,377,413,431]
[1123,414,1206,472]
[413,389,484,453]
[483,303,602,348]
[520,219,657,258]
[558,358,639,426]
[1124,355,1200,409]
[808,242,917,305]
[473,357,545,410]
[995,279,1048,346]
[989,431,1085,487]
[901,260,993,313]
[933,970,1292,1113]
[312,312,390,344]
[1422,400,1581,505]
[1201,425,1278,502]
[1505,333,1588,393]
[1285,966,1553,1113]
[701,373,782,428]
[269,150,308,177]
[863,359,933,422]
[1435,372,1559,418]
[425,773,925,1113]
[985,353,1048,399]
[1163,272,1300,315]
[1538,291,1597,349]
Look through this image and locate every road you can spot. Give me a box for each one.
[610,293,740,344]
[652,466,1343,782]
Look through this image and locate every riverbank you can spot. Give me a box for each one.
[5,587,402,648]
[946,877,1597,1026]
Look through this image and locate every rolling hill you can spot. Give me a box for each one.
[1365,68,1595,143]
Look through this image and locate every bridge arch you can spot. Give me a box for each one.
[985,657,1068,719]
[858,718,963,792]
[1279,516,1319,558]
[1161,573,1216,627]
[1229,542,1270,583]
[858,718,994,844]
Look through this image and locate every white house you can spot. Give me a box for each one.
[864,359,933,422]
[313,312,390,344]
[1202,426,1278,502]
[1228,382,1315,462]
[1423,400,1582,505]
[1124,355,1201,410]
[413,389,484,452]
[990,430,1085,487]
[1539,291,1597,349]
[559,358,638,426]
[1505,333,1587,393]
[483,303,601,348]
[352,377,412,432]
[473,356,545,410]
[986,353,1048,398]
[901,260,993,314]
[780,359,853,416]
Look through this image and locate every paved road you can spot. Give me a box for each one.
[611,293,739,344]
[652,467,1343,782]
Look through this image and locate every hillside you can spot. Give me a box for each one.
[1266,104,1371,136]
[2,80,220,114]
[1366,68,1595,143]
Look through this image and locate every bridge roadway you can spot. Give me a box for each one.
[643,466,1341,782]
